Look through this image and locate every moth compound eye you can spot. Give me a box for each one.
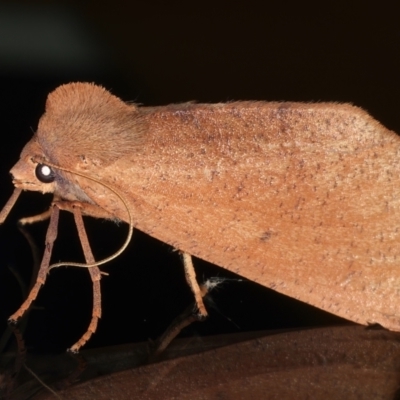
[35,164,55,183]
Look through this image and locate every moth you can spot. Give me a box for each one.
[2,82,400,350]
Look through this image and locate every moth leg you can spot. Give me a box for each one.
[9,205,60,322]
[68,206,102,353]
[150,280,211,359]
[55,200,116,220]
[0,188,22,224]
[17,195,63,226]
[182,252,208,318]
[18,209,52,226]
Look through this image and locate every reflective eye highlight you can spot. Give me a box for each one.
[35,164,55,183]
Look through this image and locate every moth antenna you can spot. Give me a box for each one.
[38,161,133,271]
[0,188,22,224]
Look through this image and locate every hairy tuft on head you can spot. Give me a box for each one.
[36,82,147,166]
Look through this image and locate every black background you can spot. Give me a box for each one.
[0,1,399,353]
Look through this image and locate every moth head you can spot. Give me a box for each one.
[8,82,145,206]
[10,136,93,206]
[10,137,56,194]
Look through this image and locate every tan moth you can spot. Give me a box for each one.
[2,82,400,350]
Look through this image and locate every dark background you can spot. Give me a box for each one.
[0,1,399,353]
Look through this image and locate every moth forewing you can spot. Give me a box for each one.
[89,100,400,330]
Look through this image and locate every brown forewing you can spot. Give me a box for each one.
[72,101,400,331]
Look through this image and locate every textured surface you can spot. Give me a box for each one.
[31,326,400,400]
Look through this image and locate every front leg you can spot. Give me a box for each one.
[9,205,60,322]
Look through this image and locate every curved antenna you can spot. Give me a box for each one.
[39,160,134,271]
